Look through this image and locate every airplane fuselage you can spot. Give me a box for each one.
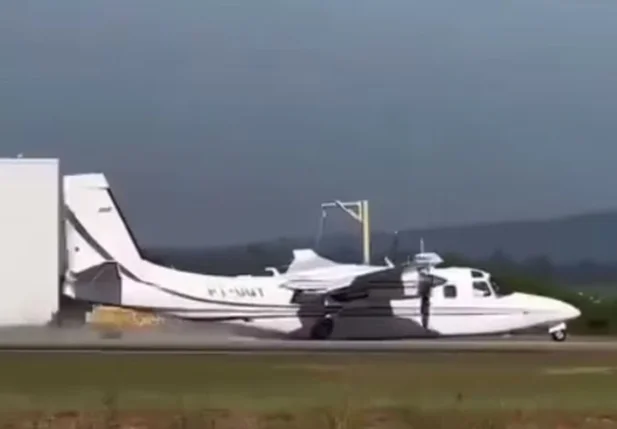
[158,290,579,340]
[65,260,579,340]
[62,172,581,341]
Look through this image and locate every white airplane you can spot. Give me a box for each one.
[61,173,581,341]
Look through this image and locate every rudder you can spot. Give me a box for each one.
[63,173,143,274]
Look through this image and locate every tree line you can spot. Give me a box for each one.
[143,243,617,286]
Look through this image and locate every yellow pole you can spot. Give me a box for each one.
[361,200,370,264]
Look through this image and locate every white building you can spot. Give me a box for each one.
[0,158,61,325]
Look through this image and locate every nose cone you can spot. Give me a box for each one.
[560,301,581,321]
[512,293,582,323]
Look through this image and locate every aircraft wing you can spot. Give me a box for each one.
[280,264,408,297]
[278,248,442,301]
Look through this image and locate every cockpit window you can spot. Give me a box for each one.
[473,281,492,297]
[471,270,484,278]
[490,277,513,297]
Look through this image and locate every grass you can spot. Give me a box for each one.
[2,350,617,428]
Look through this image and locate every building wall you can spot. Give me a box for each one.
[0,158,60,325]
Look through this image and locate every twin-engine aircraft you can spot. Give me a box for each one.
[62,173,581,341]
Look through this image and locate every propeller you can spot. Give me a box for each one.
[417,266,433,330]
[382,234,443,330]
[411,241,443,331]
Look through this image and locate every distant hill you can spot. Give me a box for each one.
[143,209,617,285]
[369,210,617,264]
[235,209,617,265]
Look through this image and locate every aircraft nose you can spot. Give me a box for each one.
[531,295,581,321]
[561,302,581,320]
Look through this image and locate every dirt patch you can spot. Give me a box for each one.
[542,366,617,375]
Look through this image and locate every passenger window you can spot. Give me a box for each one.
[473,281,492,297]
[443,285,457,298]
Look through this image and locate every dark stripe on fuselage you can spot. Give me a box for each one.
[65,208,297,308]
[105,187,145,260]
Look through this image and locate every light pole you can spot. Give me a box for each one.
[317,200,371,264]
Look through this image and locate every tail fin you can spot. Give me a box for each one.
[63,173,143,274]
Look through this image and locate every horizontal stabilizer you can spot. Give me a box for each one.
[63,261,122,305]
[65,261,120,285]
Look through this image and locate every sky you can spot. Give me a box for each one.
[2,0,617,248]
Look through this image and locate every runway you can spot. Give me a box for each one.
[0,325,615,353]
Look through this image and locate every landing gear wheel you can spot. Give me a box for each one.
[310,317,334,340]
[551,329,567,342]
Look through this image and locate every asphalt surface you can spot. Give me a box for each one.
[0,325,615,354]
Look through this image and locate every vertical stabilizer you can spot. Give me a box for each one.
[63,173,143,274]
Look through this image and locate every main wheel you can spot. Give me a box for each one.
[310,317,334,340]
[550,329,567,342]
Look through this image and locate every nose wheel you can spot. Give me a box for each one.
[550,329,567,342]
[549,322,568,342]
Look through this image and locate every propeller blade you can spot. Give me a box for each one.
[418,267,434,330]
[387,230,400,265]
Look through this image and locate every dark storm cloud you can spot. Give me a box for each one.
[2,0,617,247]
